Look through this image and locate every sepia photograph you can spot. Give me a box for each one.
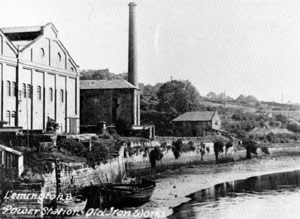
[1,0,300,218]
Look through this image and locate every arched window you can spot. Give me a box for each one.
[6,81,11,96]
[49,88,53,101]
[11,111,15,126]
[37,86,41,100]
[40,48,45,57]
[6,111,10,126]
[22,83,26,98]
[58,52,61,62]
[60,89,64,102]
[11,82,16,96]
[27,84,31,98]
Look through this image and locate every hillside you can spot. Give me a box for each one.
[248,126,293,136]
[139,82,300,141]
[79,69,300,140]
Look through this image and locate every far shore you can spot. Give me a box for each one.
[141,154,300,218]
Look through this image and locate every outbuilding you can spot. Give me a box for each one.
[172,111,221,136]
[0,144,23,180]
[80,79,140,131]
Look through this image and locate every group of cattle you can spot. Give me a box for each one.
[149,138,271,168]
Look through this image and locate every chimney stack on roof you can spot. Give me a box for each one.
[128,2,138,87]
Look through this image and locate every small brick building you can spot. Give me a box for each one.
[80,3,143,134]
[172,111,221,136]
[80,80,140,129]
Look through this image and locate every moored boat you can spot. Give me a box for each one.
[56,195,87,212]
[81,179,156,209]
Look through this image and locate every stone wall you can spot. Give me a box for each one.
[127,135,227,147]
[43,147,126,194]
[125,142,246,177]
[125,140,300,178]
[268,143,300,156]
[41,137,274,193]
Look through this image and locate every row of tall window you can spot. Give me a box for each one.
[6,110,15,127]
[6,81,16,97]
[7,81,32,98]
[6,81,64,102]
[49,88,64,103]
[21,83,32,99]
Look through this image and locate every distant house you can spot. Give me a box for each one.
[172,111,221,136]
[266,112,273,118]
[256,111,273,119]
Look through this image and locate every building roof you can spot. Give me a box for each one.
[1,25,43,50]
[0,23,78,68]
[172,111,217,122]
[1,26,42,34]
[80,79,138,90]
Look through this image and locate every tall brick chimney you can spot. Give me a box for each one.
[128,2,138,87]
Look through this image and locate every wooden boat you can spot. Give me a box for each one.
[56,195,87,212]
[81,179,156,209]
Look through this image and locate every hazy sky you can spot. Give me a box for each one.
[1,0,300,103]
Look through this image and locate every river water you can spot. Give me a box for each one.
[3,166,300,219]
[169,170,300,219]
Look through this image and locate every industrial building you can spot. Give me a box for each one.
[80,2,141,130]
[0,23,80,134]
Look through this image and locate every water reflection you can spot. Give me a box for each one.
[170,170,300,219]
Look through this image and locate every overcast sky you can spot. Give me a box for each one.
[1,0,300,103]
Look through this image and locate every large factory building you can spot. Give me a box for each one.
[0,23,80,134]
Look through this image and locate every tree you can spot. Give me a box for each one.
[275,114,289,124]
[207,92,217,99]
[80,69,127,80]
[140,95,158,111]
[242,139,258,159]
[140,110,175,135]
[287,123,300,132]
[156,80,201,114]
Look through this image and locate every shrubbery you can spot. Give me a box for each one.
[141,110,176,136]
[86,141,110,167]
[58,139,87,157]
[57,137,122,168]
[275,114,289,124]
[46,117,59,133]
[287,123,300,133]
[252,132,299,143]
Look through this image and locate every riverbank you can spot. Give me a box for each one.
[141,155,300,218]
